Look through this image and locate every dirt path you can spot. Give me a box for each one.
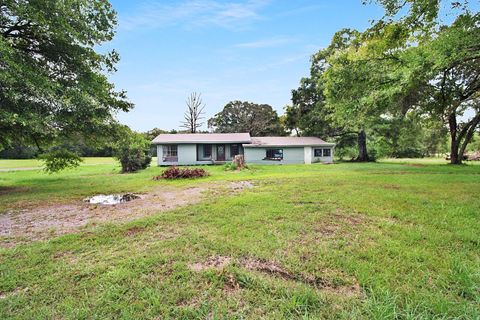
[0,181,253,248]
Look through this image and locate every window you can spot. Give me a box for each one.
[323,148,331,157]
[203,144,212,158]
[314,149,322,157]
[231,144,240,157]
[265,149,283,160]
[162,145,178,162]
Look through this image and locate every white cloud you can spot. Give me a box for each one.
[234,36,296,48]
[119,0,271,31]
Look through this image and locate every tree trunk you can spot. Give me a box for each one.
[450,139,461,164]
[448,111,480,164]
[458,113,480,162]
[356,129,369,162]
[448,112,461,164]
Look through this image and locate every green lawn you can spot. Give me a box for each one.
[0,159,479,319]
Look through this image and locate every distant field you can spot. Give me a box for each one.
[0,157,116,170]
[0,159,479,318]
[0,157,159,170]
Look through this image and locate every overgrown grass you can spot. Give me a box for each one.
[0,159,479,319]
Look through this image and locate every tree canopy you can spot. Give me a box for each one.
[0,0,131,162]
[208,101,286,136]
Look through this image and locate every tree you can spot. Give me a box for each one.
[0,1,132,169]
[143,128,169,141]
[208,101,286,136]
[112,126,152,173]
[370,112,447,158]
[360,1,480,164]
[412,14,480,164]
[287,29,377,161]
[181,92,205,133]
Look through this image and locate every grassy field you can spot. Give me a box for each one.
[0,158,479,319]
[0,157,118,170]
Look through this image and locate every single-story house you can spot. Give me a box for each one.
[152,133,334,166]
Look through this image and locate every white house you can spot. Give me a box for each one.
[152,133,334,166]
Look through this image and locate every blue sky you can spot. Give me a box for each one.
[107,0,387,132]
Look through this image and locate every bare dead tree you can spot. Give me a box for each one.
[181,92,205,133]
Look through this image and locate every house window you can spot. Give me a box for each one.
[162,145,178,162]
[265,149,283,160]
[203,144,212,158]
[323,148,331,157]
[314,149,322,157]
[231,144,240,157]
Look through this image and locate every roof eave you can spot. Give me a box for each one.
[243,143,335,148]
[153,140,252,144]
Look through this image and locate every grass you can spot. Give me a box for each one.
[0,158,479,319]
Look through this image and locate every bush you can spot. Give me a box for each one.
[113,131,152,173]
[154,166,209,179]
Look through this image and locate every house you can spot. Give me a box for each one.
[152,133,334,166]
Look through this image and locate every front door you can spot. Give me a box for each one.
[216,144,225,161]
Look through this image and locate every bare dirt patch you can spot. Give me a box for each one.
[241,257,362,297]
[188,255,362,297]
[188,255,232,272]
[0,181,254,247]
[229,181,254,191]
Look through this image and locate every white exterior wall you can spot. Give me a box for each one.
[156,144,242,165]
[244,147,305,165]
[157,144,199,165]
[311,146,334,163]
[157,144,334,165]
[304,147,312,164]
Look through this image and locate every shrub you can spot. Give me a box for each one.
[154,166,209,180]
[113,131,152,173]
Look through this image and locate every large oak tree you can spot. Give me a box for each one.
[0,0,132,162]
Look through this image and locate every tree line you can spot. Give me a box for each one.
[0,0,478,170]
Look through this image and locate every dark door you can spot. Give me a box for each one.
[216,144,225,161]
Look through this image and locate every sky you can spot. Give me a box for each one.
[106,0,387,132]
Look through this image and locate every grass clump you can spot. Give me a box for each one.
[223,162,249,171]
